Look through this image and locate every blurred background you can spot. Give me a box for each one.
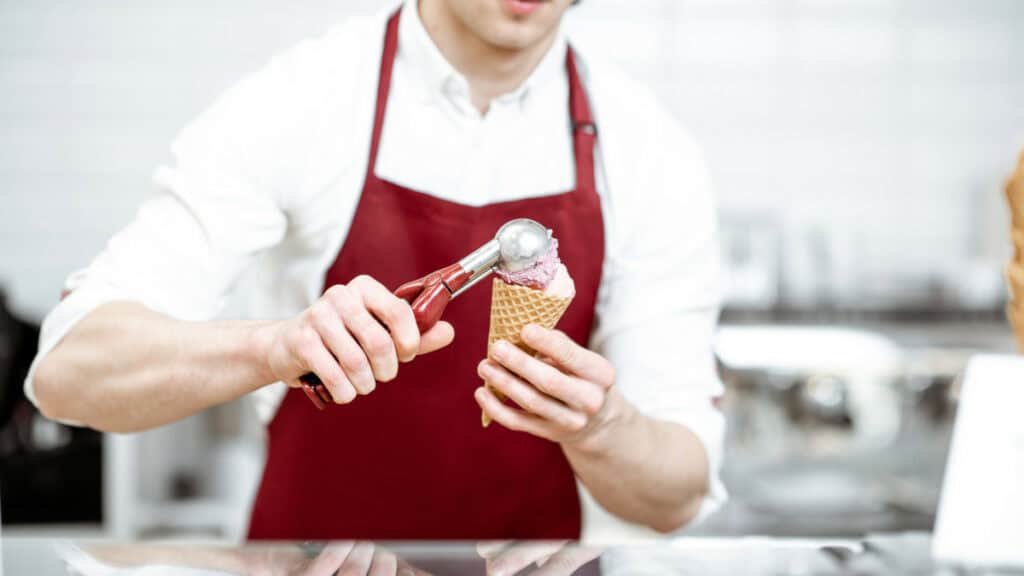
[1,0,1022,541]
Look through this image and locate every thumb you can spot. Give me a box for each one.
[418,321,455,355]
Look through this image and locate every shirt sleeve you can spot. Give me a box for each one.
[20,38,331,413]
[584,96,727,539]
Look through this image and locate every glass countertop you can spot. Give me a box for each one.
[1,532,972,575]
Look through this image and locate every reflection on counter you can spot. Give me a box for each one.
[0,533,977,576]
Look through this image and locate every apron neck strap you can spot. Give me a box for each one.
[366,11,599,195]
[366,11,402,183]
[566,47,598,194]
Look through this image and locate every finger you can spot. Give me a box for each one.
[354,277,420,363]
[308,304,373,397]
[490,340,605,417]
[339,541,375,575]
[474,386,558,440]
[342,303,400,384]
[368,548,398,576]
[521,325,615,389]
[532,546,603,576]
[298,329,357,404]
[476,541,514,559]
[323,288,380,393]
[479,360,586,431]
[396,557,431,576]
[314,312,376,396]
[305,542,355,576]
[418,321,454,355]
[486,541,567,576]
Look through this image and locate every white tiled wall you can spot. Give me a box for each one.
[1,0,1022,316]
[571,0,1023,307]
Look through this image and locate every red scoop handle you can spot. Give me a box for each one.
[300,264,473,410]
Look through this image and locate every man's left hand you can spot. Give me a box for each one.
[475,324,626,452]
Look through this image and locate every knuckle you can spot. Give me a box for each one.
[504,417,524,432]
[558,341,579,365]
[536,373,562,395]
[296,326,320,351]
[310,302,334,327]
[521,393,545,414]
[365,330,394,358]
[337,294,363,318]
[603,363,617,388]
[338,348,369,374]
[350,274,381,293]
[322,372,344,392]
[501,348,527,373]
[386,297,413,325]
[396,332,420,359]
[583,393,605,416]
[568,416,587,432]
[324,284,349,303]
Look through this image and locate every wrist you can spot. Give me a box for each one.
[246,320,281,389]
[565,389,638,457]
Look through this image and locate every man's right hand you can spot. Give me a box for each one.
[259,275,455,404]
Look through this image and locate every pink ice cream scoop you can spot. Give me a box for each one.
[495,238,561,289]
[495,237,576,298]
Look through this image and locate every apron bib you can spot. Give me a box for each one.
[248,11,605,539]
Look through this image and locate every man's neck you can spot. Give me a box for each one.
[418,0,559,114]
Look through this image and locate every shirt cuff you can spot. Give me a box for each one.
[23,281,128,426]
[668,402,728,529]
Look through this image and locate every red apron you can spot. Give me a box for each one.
[248,11,605,540]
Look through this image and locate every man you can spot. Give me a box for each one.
[28,0,725,540]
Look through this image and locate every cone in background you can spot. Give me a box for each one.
[1009,176,1023,228]
[1008,304,1024,354]
[1008,262,1024,305]
[482,278,573,427]
[1006,150,1024,354]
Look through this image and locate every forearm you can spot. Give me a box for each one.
[562,390,710,534]
[33,301,276,433]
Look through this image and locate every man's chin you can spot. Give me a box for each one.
[483,21,551,51]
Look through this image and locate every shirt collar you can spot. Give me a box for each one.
[398,0,568,109]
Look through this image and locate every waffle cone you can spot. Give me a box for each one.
[1009,156,1024,226]
[1008,303,1024,354]
[1008,262,1024,304]
[1008,177,1023,228]
[481,278,573,427]
[1007,149,1024,354]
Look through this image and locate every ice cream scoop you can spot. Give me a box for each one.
[543,264,576,299]
[301,218,553,410]
[495,237,571,291]
[449,218,554,299]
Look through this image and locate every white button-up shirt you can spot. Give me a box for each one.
[27,0,726,539]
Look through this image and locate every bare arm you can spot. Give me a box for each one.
[34,276,454,433]
[34,302,275,432]
[476,326,709,533]
[561,393,709,532]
